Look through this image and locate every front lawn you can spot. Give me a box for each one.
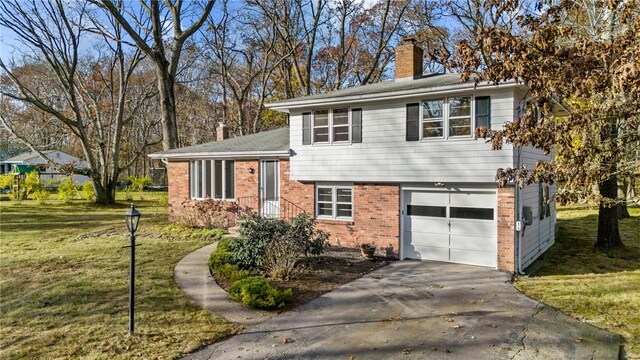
[0,193,236,359]
[515,206,640,358]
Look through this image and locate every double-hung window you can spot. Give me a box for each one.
[407,96,490,141]
[316,185,353,220]
[312,108,351,144]
[189,160,235,200]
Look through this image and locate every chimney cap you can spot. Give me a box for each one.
[402,36,417,44]
[217,122,227,128]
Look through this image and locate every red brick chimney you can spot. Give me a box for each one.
[395,36,423,81]
[216,122,229,141]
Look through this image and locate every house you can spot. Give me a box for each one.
[0,150,90,185]
[149,38,556,273]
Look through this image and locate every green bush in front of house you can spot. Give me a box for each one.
[227,276,293,310]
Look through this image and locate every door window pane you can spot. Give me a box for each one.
[407,205,446,217]
[225,160,235,199]
[264,161,276,201]
[450,207,493,220]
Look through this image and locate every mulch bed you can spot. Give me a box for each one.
[211,246,389,311]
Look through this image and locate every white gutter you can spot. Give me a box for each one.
[147,150,290,160]
[267,80,522,111]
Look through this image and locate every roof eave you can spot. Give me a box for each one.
[148,150,290,160]
[266,79,522,111]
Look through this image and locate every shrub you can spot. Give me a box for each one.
[0,174,13,190]
[232,212,328,271]
[126,175,153,192]
[172,199,238,229]
[58,178,78,204]
[208,237,238,271]
[228,276,293,309]
[81,181,96,201]
[215,263,252,283]
[32,188,51,205]
[263,234,303,280]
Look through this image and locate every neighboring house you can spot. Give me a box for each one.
[0,150,90,185]
[150,38,556,273]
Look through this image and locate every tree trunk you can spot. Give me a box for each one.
[595,174,624,249]
[157,66,179,151]
[94,179,117,205]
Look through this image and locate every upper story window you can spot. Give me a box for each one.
[302,108,362,145]
[407,96,491,141]
[189,160,235,200]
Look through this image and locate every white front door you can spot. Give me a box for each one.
[402,189,497,268]
[260,160,280,218]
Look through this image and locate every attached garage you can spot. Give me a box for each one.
[401,188,498,268]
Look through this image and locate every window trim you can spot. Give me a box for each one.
[311,107,352,145]
[189,159,235,201]
[419,95,478,141]
[315,185,354,221]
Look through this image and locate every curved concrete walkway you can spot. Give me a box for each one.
[177,257,619,360]
[174,242,275,328]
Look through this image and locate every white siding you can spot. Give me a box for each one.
[518,182,556,269]
[289,89,516,182]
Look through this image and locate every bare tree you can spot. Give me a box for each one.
[0,0,159,204]
[93,0,215,151]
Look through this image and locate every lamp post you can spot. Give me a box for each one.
[124,203,141,336]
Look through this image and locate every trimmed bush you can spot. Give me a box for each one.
[228,276,293,309]
[215,263,251,283]
[232,212,328,270]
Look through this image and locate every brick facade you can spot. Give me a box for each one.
[166,158,513,269]
[497,186,516,272]
[167,160,190,220]
[314,184,400,258]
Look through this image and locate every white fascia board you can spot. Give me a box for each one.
[267,80,522,111]
[148,150,290,160]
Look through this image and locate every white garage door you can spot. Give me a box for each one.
[402,189,497,268]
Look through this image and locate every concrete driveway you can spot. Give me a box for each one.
[185,261,619,360]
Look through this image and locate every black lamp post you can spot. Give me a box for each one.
[124,203,141,336]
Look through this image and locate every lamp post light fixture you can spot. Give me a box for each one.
[123,203,141,336]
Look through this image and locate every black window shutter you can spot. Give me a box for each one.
[475,96,491,129]
[351,108,362,143]
[302,112,311,145]
[406,103,419,141]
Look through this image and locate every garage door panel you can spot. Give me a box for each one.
[405,230,448,248]
[449,220,495,236]
[449,191,495,207]
[409,217,448,233]
[407,245,449,262]
[450,248,496,267]
[450,234,495,252]
[408,191,448,205]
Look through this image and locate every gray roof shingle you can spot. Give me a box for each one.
[267,73,472,107]
[152,127,289,156]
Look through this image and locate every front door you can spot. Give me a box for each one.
[260,160,280,218]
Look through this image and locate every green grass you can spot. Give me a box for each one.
[516,206,640,358]
[0,192,236,359]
